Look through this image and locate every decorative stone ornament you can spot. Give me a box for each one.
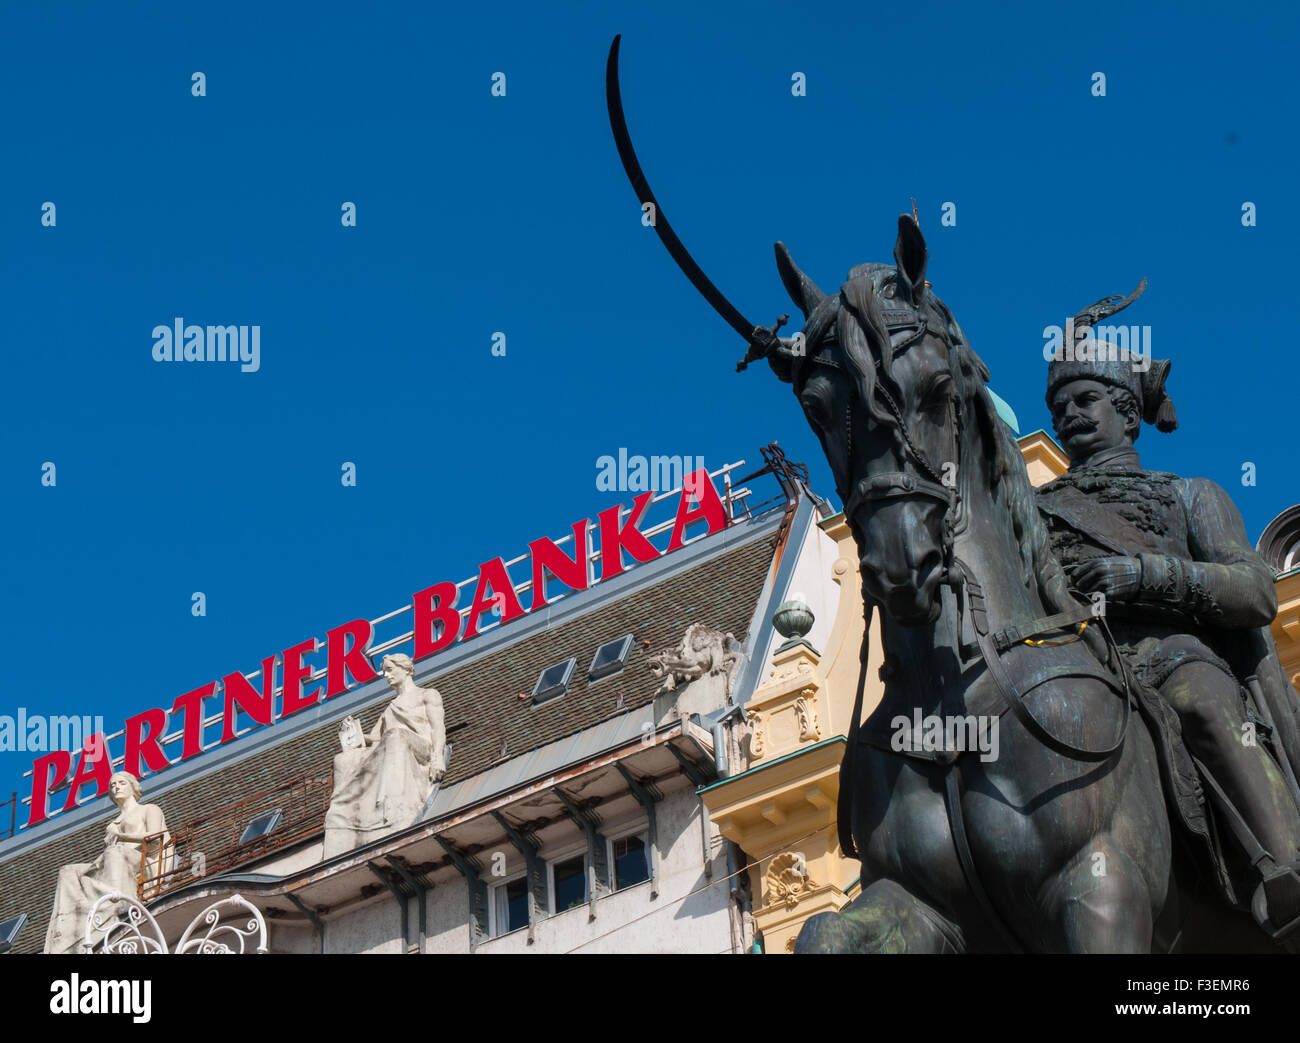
[765,851,818,909]
[646,623,741,720]
[795,692,821,741]
[773,599,816,653]
[743,642,823,769]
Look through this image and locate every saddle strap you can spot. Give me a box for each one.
[1191,755,1275,872]
[943,764,1024,953]
[837,603,873,859]
[976,616,1129,762]
[992,604,1098,653]
[957,561,1131,763]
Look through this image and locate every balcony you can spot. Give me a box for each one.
[139,772,332,901]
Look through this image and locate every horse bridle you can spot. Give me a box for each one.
[836,307,966,566]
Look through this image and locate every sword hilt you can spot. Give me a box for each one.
[736,313,791,372]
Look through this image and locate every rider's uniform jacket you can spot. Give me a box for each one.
[1034,445,1277,691]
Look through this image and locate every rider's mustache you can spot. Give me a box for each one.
[1060,416,1098,436]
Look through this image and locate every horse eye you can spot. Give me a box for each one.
[921,378,954,412]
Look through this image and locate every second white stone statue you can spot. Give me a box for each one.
[321,654,447,859]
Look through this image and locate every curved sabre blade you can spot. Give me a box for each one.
[606,35,756,345]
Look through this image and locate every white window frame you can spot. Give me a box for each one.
[547,846,590,915]
[488,872,530,938]
[606,824,651,893]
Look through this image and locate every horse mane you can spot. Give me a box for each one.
[828,280,1076,618]
[969,366,1076,616]
[936,297,1077,618]
[835,275,908,432]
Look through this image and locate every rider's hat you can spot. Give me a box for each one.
[1044,278,1177,433]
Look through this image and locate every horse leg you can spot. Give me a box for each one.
[794,878,962,953]
[1040,839,1154,953]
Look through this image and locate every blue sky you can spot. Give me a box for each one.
[2,0,1297,814]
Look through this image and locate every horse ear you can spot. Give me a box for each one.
[893,215,927,304]
[775,242,827,318]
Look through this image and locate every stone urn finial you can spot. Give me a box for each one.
[773,597,816,653]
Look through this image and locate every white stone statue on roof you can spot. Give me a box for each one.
[43,771,170,954]
[322,654,447,859]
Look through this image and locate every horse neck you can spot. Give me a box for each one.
[877,409,1047,703]
[952,405,1047,630]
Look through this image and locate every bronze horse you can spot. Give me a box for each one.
[754,218,1274,952]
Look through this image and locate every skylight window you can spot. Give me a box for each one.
[588,633,633,681]
[238,807,283,845]
[532,657,577,705]
[0,913,27,954]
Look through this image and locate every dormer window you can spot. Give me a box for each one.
[532,657,577,705]
[238,808,282,845]
[588,634,633,682]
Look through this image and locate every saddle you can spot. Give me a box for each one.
[853,571,1243,945]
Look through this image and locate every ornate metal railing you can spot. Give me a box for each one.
[85,892,267,954]
[139,772,332,901]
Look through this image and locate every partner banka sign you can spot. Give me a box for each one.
[26,472,727,826]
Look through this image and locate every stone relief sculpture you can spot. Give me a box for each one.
[647,623,741,719]
[44,771,169,954]
[765,851,817,909]
[794,693,821,742]
[647,623,740,694]
[322,653,447,859]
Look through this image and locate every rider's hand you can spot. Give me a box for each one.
[748,325,781,358]
[1067,556,1143,601]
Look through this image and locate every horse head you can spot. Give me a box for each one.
[761,217,994,627]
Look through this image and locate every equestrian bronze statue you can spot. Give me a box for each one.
[605,36,1300,952]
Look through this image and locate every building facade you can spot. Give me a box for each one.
[3,434,1300,956]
